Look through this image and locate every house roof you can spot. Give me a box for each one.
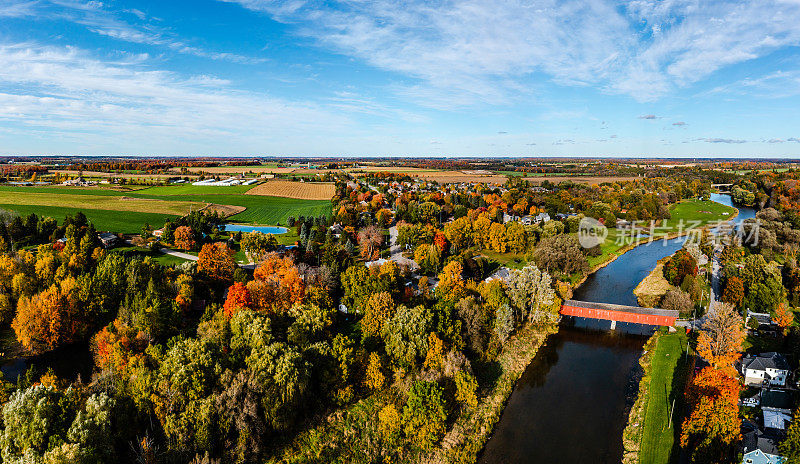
[742,449,787,464]
[742,423,784,457]
[743,353,790,372]
[761,390,794,410]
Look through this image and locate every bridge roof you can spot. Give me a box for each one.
[563,300,679,318]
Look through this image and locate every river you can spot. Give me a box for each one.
[479,194,757,464]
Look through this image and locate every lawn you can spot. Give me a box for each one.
[639,331,691,464]
[477,249,528,269]
[111,246,191,266]
[664,199,737,231]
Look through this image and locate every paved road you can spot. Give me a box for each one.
[159,248,198,261]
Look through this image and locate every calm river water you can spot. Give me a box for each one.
[480,194,756,464]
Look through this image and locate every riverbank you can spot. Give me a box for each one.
[575,204,739,291]
[621,330,691,464]
[633,257,674,308]
[267,322,558,463]
[422,323,558,464]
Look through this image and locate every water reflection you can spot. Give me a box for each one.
[479,327,647,464]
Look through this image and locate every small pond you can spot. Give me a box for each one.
[222,224,288,234]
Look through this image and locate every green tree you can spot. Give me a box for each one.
[382,305,432,369]
[402,381,447,450]
[506,264,557,325]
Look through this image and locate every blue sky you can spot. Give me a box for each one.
[2,0,800,157]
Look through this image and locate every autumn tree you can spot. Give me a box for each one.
[533,234,588,276]
[696,302,745,373]
[680,367,740,462]
[662,249,697,286]
[249,253,305,313]
[364,352,385,391]
[197,242,237,282]
[361,291,395,341]
[721,275,744,307]
[174,226,196,251]
[239,231,277,263]
[773,302,794,332]
[358,225,384,261]
[223,282,252,318]
[12,284,80,354]
[506,264,557,325]
[661,288,694,317]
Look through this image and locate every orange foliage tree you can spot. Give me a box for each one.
[773,302,794,332]
[721,276,744,308]
[223,282,252,318]
[92,319,147,372]
[696,302,745,374]
[248,253,305,314]
[197,242,237,282]
[357,225,383,261]
[681,366,740,460]
[173,226,195,251]
[12,284,80,354]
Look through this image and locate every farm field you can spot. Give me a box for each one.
[0,190,203,215]
[0,183,333,233]
[0,204,179,233]
[246,180,335,200]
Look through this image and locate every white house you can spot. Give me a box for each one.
[534,212,551,223]
[741,353,790,387]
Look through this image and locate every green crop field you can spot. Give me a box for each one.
[0,204,179,233]
[639,332,691,464]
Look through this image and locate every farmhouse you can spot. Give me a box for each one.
[741,353,790,387]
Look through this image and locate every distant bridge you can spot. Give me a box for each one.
[560,300,679,328]
[712,183,733,190]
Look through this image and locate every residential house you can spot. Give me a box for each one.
[98,232,118,248]
[742,422,787,464]
[533,212,551,223]
[741,353,790,387]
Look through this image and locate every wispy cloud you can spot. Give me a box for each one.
[225,0,800,105]
[0,42,351,151]
[672,121,687,126]
[24,0,265,64]
[698,137,748,144]
[638,114,658,119]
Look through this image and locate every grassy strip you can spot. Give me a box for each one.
[622,330,690,464]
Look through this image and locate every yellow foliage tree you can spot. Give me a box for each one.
[364,352,385,391]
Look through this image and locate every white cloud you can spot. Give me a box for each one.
[0,43,353,152]
[224,0,800,104]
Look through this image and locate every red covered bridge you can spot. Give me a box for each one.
[561,300,678,327]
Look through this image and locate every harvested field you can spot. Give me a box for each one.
[245,180,335,200]
[201,203,247,217]
[0,191,205,215]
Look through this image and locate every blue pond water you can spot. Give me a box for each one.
[222,224,288,234]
